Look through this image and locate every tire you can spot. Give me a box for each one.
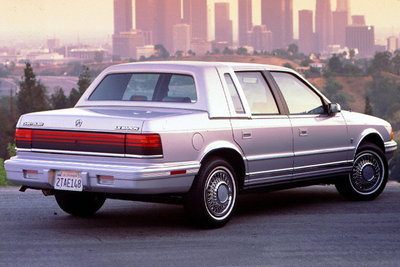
[185,157,238,228]
[55,192,106,217]
[335,142,388,201]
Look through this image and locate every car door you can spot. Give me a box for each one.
[269,71,352,179]
[221,70,294,187]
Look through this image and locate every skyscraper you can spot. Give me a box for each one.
[315,0,333,52]
[214,3,233,45]
[248,25,273,52]
[352,15,366,26]
[183,0,208,42]
[284,0,293,46]
[333,0,350,47]
[346,25,375,58]
[173,24,191,54]
[238,0,252,46]
[261,0,292,49]
[298,10,314,54]
[135,0,181,52]
[333,12,348,47]
[337,0,351,23]
[114,0,133,34]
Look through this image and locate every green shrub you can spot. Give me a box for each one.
[0,159,13,186]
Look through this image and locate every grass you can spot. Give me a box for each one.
[0,159,13,186]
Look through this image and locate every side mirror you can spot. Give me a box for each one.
[328,103,341,116]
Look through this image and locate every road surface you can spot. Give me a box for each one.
[1,184,399,266]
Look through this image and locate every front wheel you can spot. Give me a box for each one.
[335,143,388,200]
[185,157,238,228]
[55,192,106,216]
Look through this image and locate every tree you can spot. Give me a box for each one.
[287,43,299,55]
[50,87,68,109]
[68,88,81,107]
[391,51,400,75]
[236,47,248,55]
[368,51,392,74]
[17,62,48,115]
[223,47,234,55]
[328,55,343,74]
[364,96,373,115]
[67,66,92,107]
[154,44,170,58]
[77,66,92,95]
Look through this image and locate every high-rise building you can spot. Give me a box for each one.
[114,0,133,34]
[183,0,208,42]
[298,10,314,54]
[387,36,399,52]
[261,0,292,49]
[173,24,191,54]
[215,3,233,45]
[315,0,333,52]
[248,25,273,52]
[346,25,375,58]
[332,11,348,47]
[238,0,252,46]
[135,0,181,53]
[284,0,293,46]
[337,0,351,22]
[352,15,366,26]
[333,0,350,47]
[112,30,145,59]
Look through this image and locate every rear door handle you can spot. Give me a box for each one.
[299,128,308,137]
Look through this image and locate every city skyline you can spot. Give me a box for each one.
[1,0,400,46]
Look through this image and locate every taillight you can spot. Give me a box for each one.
[125,134,163,156]
[15,129,32,148]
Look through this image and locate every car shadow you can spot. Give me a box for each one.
[50,185,345,231]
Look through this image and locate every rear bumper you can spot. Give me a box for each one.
[5,155,199,194]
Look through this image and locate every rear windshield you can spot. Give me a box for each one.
[88,73,197,103]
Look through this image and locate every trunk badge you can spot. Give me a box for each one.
[75,119,83,127]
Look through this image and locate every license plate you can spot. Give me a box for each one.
[54,171,83,192]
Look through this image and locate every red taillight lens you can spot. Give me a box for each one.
[125,134,163,156]
[15,129,33,148]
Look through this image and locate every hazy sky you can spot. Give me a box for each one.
[0,0,399,46]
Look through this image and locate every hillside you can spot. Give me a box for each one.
[308,76,373,113]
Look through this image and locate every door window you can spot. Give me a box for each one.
[271,72,325,115]
[235,72,279,115]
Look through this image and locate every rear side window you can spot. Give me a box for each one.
[235,72,279,115]
[89,73,197,103]
[224,74,245,114]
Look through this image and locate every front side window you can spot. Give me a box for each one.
[271,72,325,115]
[89,73,197,103]
[235,72,279,115]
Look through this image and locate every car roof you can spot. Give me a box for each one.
[105,61,293,73]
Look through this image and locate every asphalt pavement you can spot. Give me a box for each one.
[1,183,400,267]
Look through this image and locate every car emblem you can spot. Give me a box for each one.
[75,119,83,127]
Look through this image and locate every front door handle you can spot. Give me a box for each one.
[242,132,252,139]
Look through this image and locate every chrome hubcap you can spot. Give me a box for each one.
[351,151,384,194]
[204,167,236,220]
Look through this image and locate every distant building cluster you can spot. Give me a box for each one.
[110,0,391,60]
[1,0,399,68]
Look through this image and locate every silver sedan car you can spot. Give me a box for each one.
[5,62,397,228]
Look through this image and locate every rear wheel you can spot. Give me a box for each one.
[55,192,106,216]
[185,157,237,228]
[335,142,388,200]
